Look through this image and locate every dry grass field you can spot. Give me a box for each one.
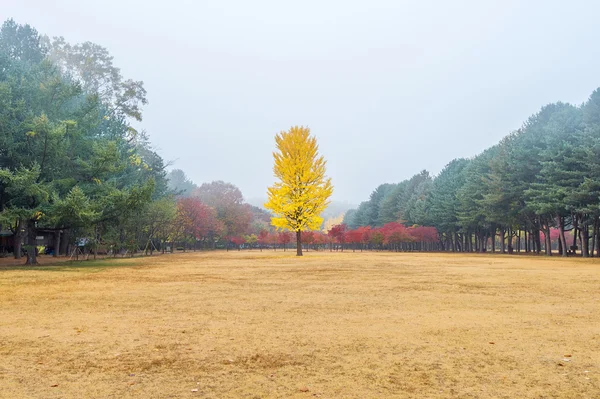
[0,251,599,398]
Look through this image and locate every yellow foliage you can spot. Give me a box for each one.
[323,213,345,233]
[265,126,333,232]
[128,154,142,166]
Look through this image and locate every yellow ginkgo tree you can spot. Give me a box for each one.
[265,126,333,256]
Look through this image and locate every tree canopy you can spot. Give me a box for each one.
[345,89,600,257]
[265,126,333,256]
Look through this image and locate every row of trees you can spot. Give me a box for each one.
[166,180,272,251]
[0,19,271,263]
[326,223,439,252]
[214,223,438,252]
[345,90,600,257]
[0,19,167,264]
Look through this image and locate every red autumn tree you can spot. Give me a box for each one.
[345,228,363,252]
[176,198,220,250]
[257,229,270,251]
[313,231,328,250]
[409,226,438,242]
[230,236,245,250]
[303,230,315,251]
[192,181,252,239]
[357,226,372,250]
[278,231,293,251]
[407,226,438,251]
[369,228,385,249]
[381,222,412,250]
[328,224,347,251]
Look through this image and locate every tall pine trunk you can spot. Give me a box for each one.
[591,217,598,257]
[543,225,552,256]
[557,216,568,257]
[581,223,589,257]
[13,219,23,259]
[572,215,578,255]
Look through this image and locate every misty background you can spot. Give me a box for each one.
[3,0,600,206]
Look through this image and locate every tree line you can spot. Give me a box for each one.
[0,19,269,263]
[344,91,600,257]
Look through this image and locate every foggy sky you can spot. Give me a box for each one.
[3,0,600,204]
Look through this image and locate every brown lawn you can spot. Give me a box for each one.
[0,251,598,398]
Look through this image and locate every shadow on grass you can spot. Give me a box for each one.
[0,257,140,272]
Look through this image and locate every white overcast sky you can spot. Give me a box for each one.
[3,0,600,203]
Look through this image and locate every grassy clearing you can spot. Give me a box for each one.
[0,251,598,398]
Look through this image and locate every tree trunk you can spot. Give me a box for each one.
[60,229,70,256]
[93,226,98,260]
[591,217,598,257]
[25,219,38,265]
[534,228,542,255]
[558,235,563,256]
[572,215,578,255]
[557,216,567,257]
[13,219,23,259]
[543,225,552,256]
[54,230,61,258]
[296,230,302,256]
[581,223,589,258]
